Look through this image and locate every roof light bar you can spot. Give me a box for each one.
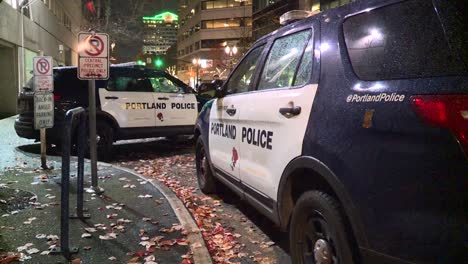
[280,10,319,25]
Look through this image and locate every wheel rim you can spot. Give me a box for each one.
[299,211,338,264]
[197,145,208,187]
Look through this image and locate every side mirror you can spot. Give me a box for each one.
[214,85,225,98]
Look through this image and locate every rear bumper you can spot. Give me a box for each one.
[14,117,39,140]
[14,116,62,143]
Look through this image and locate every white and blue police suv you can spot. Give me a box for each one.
[15,63,201,160]
[194,1,467,263]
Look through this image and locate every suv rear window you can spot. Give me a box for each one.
[343,0,466,80]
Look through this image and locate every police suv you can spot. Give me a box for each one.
[15,63,199,159]
[194,0,466,263]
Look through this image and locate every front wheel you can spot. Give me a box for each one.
[195,137,217,193]
[96,122,114,161]
[290,191,354,264]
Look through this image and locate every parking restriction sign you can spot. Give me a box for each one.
[78,32,109,80]
[33,56,54,92]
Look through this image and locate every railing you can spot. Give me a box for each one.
[50,107,90,259]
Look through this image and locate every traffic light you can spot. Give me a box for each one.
[154,58,163,68]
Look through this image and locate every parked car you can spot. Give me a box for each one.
[15,64,203,160]
[194,0,467,263]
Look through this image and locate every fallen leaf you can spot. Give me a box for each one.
[99,232,117,240]
[84,227,97,233]
[26,248,40,254]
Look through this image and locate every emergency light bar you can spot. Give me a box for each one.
[280,10,319,25]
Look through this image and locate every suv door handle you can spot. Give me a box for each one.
[226,108,236,116]
[279,106,301,117]
[105,96,119,100]
[158,97,169,100]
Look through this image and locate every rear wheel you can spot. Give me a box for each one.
[195,137,217,193]
[290,191,354,264]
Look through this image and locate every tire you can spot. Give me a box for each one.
[290,191,354,264]
[96,122,113,161]
[195,137,217,193]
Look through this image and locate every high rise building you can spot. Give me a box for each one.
[0,0,85,117]
[176,0,253,86]
[142,12,179,55]
[252,0,355,40]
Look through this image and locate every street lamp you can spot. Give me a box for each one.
[110,42,116,63]
[192,58,202,88]
[225,45,238,72]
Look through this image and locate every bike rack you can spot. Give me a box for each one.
[50,107,91,258]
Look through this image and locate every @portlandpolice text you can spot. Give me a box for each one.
[125,102,196,110]
[211,122,273,150]
[346,93,405,103]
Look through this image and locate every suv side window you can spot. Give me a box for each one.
[258,30,312,90]
[343,0,466,80]
[148,76,185,94]
[107,75,153,92]
[226,45,265,95]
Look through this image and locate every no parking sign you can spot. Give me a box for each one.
[78,32,109,80]
[33,56,54,92]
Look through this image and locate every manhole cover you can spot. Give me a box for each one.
[0,187,35,214]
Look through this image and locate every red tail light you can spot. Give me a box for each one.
[411,95,468,155]
[54,94,61,101]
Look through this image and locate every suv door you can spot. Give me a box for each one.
[238,27,318,201]
[148,73,197,126]
[209,44,266,185]
[99,69,156,128]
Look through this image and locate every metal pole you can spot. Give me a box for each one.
[88,80,99,192]
[38,50,49,170]
[40,128,47,168]
[60,118,71,256]
[196,64,199,88]
[71,113,90,219]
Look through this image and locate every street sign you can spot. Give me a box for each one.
[33,56,54,92]
[34,93,54,129]
[78,32,109,80]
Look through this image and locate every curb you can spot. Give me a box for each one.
[97,162,213,264]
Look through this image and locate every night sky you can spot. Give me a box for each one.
[109,0,178,62]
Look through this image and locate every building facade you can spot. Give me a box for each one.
[252,0,355,40]
[0,0,85,117]
[176,0,253,86]
[142,12,179,56]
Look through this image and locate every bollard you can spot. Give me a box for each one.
[50,107,87,258]
[70,113,91,220]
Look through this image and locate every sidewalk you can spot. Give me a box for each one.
[0,117,211,264]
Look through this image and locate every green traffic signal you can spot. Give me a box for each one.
[155,58,163,68]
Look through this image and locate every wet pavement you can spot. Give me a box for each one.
[0,117,199,264]
[0,116,291,264]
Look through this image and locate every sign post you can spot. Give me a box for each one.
[33,55,54,170]
[78,32,109,193]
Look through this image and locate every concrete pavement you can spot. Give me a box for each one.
[0,116,211,264]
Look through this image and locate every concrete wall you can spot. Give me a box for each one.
[0,0,84,115]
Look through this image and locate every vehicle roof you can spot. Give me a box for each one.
[254,0,400,44]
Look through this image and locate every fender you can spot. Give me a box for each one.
[277,155,369,248]
[96,110,120,130]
